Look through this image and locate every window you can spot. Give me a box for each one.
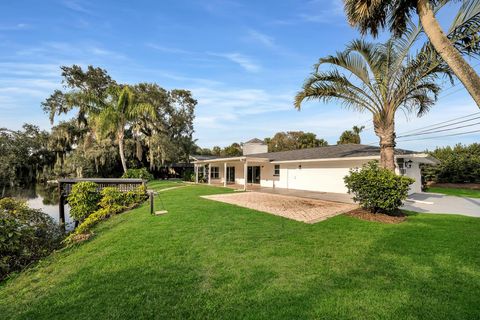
[397,162,406,176]
[274,164,280,176]
[210,166,219,179]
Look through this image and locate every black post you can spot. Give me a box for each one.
[150,192,154,215]
[58,182,66,231]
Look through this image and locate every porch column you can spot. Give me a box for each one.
[208,163,211,185]
[194,164,199,184]
[224,162,227,187]
[243,161,248,191]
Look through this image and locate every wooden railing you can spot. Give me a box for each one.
[58,178,146,230]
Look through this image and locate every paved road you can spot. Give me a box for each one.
[403,193,480,217]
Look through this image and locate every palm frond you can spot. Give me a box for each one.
[448,0,480,56]
[295,70,378,113]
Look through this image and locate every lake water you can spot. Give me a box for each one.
[3,184,74,229]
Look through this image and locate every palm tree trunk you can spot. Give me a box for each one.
[118,131,128,173]
[417,0,480,107]
[375,122,396,171]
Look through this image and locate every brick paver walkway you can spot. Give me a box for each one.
[202,192,357,223]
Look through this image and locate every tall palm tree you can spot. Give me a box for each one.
[295,39,451,171]
[343,0,480,107]
[94,85,156,173]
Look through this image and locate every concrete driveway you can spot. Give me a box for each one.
[402,193,480,217]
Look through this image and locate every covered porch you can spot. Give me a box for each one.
[193,156,270,191]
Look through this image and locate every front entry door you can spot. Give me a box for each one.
[226,166,235,183]
[247,166,261,184]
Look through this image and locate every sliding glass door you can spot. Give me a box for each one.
[247,166,261,184]
[226,166,235,183]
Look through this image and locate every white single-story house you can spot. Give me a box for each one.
[192,138,439,195]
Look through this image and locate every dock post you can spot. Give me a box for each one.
[150,191,154,215]
[58,182,66,231]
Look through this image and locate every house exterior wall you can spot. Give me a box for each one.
[243,143,268,155]
[263,159,422,194]
[268,160,370,193]
[396,159,422,194]
[204,157,423,195]
[209,162,246,185]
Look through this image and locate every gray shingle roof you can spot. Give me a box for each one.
[190,155,218,161]
[247,144,420,161]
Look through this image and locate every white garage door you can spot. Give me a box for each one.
[286,163,351,194]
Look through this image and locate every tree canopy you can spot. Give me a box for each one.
[0,65,198,187]
[337,126,364,144]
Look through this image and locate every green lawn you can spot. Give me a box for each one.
[147,179,187,190]
[427,186,480,198]
[1,182,479,319]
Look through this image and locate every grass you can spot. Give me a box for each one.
[147,179,187,190]
[1,182,479,319]
[427,186,480,198]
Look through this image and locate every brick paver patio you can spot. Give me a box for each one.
[202,191,357,223]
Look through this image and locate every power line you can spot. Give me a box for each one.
[398,117,480,138]
[436,61,480,95]
[363,123,480,145]
[397,111,480,135]
[438,86,468,99]
[396,129,480,142]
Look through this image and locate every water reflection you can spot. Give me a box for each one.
[2,184,74,229]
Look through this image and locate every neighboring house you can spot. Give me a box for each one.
[193,138,439,194]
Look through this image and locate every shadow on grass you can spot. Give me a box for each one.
[2,185,480,320]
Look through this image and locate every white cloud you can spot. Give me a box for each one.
[61,0,92,14]
[146,43,193,55]
[246,29,275,48]
[0,23,30,31]
[16,42,127,60]
[191,87,293,132]
[268,0,345,25]
[208,52,260,72]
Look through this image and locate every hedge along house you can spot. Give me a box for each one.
[193,138,439,195]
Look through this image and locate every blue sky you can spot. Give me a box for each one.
[0,0,478,151]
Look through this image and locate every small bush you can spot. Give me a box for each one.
[344,161,414,215]
[122,168,154,181]
[99,187,126,214]
[125,185,148,206]
[72,208,110,236]
[0,198,63,280]
[64,185,147,244]
[182,169,195,182]
[67,182,101,221]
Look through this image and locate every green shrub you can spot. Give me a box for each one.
[182,169,194,182]
[64,185,147,244]
[344,161,414,215]
[423,143,480,183]
[121,168,154,181]
[99,187,126,214]
[125,185,148,206]
[67,182,101,221]
[72,208,110,236]
[0,198,63,280]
